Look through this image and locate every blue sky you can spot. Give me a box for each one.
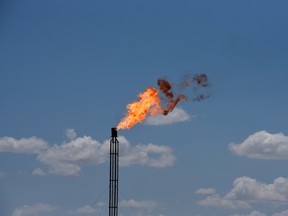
[1,1,288,216]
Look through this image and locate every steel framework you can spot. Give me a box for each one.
[109,128,119,216]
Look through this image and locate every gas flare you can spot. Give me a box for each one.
[117,87,162,130]
[117,74,209,130]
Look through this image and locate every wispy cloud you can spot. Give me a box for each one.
[0,136,48,154]
[197,194,251,209]
[32,168,46,176]
[119,199,158,209]
[0,130,176,176]
[37,136,175,176]
[145,107,191,125]
[230,210,266,216]
[273,210,288,216]
[230,210,288,216]
[76,205,97,214]
[229,131,288,160]
[66,128,77,141]
[37,135,107,176]
[119,136,176,168]
[195,188,216,195]
[196,176,288,209]
[68,203,106,215]
[72,200,157,216]
[12,203,56,216]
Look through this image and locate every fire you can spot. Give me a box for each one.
[117,87,162,130]
[117,74,209,130]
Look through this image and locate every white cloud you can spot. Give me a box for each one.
[119,199,158,209]
[231,210,288,216]
[195,188,216,195]
[229,131,288,160]
[66,128,77,141]
[119,136,176,168]
[0,130,175,176]
[96,201,105,207]
[12,203,56,216]
[76,205,96,214]
[197,176,288,209]
[36,135,175,176]
[69,204,105,215]
[197,194,251,209]
[230,211,266,216]
[145,107,191,125]
[32,168,46,176]
[0,136,48,154]
[73,200,157,216]
[225,176,288,202]
[273,210,288,216]
[37,135,108,176]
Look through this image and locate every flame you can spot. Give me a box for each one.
[117,87,162,130]
[117,74,209,130]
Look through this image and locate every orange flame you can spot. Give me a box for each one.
[117,74,209,130]
[117,87,162,130]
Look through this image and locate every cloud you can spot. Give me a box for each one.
[11,203,56,216]
[225,176,288,202]
[229,131,288,160]
[32,168,46,176]
[119,199,158,209]
[195,188,216,195]
[197,194,251,209]
[66,128,77,141]
[73,200,157,216]
[0,130,176,176]
[37,135,108,176]
[196,176,288,209]
[230,210,288,216]
[76,205,96,214]
[37,136,175,176]
[230,211,266,216]
[119,136,176,168]
[145,107,191,125]
[69,203,105,215]
[0,136,48,154]
[273,210,288,216]
[118,199,159,216]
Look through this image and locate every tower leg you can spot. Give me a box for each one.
[109,128,119,216]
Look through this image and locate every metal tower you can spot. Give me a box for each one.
[109,128,119,216]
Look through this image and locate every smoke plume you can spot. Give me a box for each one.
[117,74,209,130]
